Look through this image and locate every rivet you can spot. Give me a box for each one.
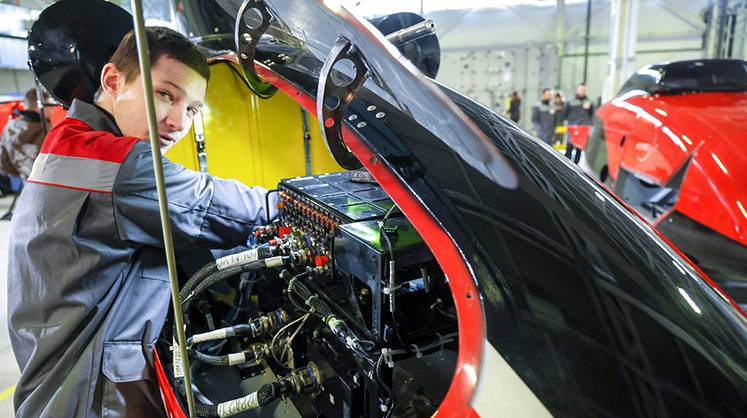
[348,114,358,121]
[375,112,385,119]
[240,53,248,60]
[357,122,367,128]
[366,105,376,112]
[242,33,253,44]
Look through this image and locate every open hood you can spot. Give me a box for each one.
[212,0,517,190]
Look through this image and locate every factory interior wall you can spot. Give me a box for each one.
[430,0,713,132]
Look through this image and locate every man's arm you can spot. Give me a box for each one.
[112,141,277,249]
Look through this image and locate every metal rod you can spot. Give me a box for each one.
[34,82,48,136]
[129,1,196,417]
[385,20,436,47]
[582,0,592,84]
[300,107,312,176]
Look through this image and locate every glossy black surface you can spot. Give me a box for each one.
[28,0,133,108]
[368,12,440,78]
[243,2,747,416]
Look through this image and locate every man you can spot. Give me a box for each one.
[564,83,595,163]
[8,27,275,417]
[563,83,594,164]
[508,91,521,123]
[0,88,54,180]
[531,88,555,145]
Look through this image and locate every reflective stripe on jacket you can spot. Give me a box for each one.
[8,99,275,417]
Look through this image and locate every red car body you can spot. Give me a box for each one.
[588,60,747,306]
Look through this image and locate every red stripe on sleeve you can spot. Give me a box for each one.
[40,117,142,163]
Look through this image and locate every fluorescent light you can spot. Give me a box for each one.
[340,0,585,16]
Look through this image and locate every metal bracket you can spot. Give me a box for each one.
[317,37,369,170]
[235,0,277,98]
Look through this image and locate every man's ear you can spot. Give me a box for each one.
[99,63,122,98]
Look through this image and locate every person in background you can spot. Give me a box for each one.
[0,88,53,179]
[564,83,595,163]
[531,88,555,145]
[553,90,566,145]
[0,88,54,219]
[508,91,521,123]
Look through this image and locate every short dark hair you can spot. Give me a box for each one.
[108,26,210,84]
[542,88,551,94]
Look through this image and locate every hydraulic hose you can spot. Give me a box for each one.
[192,343,267,367]
[174,362,321,417]
[187,309,288,346]
[181,246,275,298]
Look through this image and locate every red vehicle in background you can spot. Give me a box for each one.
[586,59,747,307]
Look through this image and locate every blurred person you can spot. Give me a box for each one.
[531,88,555,145]
[553,90,566,145]
[0,88,54,220]
[508,90,521,123]
[564,83,595,163]
[0,88,53,180]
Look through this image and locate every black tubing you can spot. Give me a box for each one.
[192,348,257,366]
[175,377,218,417]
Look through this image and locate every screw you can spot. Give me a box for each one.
[366,105,377,112]
[357,122,367,128]
[375,112,385,119]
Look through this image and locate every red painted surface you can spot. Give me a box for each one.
[153,349,187,418]
[0,101,21,130]
[597,91,747,247]
[567,125,591,149]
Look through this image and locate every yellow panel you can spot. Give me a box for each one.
[165,125,198,171]
[168,61,342,189]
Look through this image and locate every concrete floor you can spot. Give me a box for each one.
[0,194,19,417]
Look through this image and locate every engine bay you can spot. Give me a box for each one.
[159,171,459,417]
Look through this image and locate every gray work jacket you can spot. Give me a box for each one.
[8,99,275,417]
[531,100,556,145]
[564,95,595,126]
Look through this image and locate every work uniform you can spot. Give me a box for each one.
[531,99,555,145]
[8,99,275,417]
[0,109,45,179]
[564,95,595,163]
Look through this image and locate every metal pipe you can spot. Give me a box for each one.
[34,82,48,136]
[582,0,592,84]
[300,108,311,176]
[385,20,436,47]
[129,1,196,417]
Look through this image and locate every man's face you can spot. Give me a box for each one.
[577,85,586,97]
[110,56,207,151]
[542,90,553,101]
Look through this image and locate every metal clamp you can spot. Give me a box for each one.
[316,37,370,170]
[235,0,277,98]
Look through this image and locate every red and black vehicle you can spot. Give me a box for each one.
[30,1,747,417]
[587,59,747,308]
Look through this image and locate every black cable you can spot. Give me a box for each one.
[299,275,374,340]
